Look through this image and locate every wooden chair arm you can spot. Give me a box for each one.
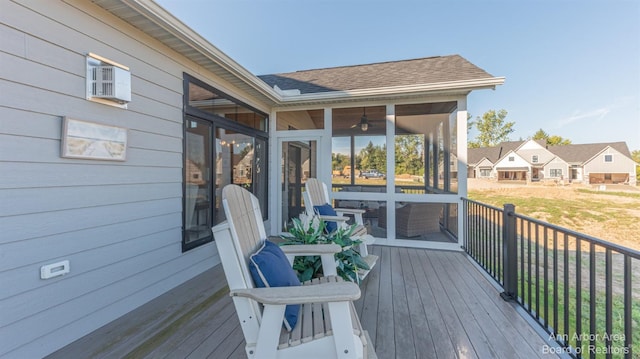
[317,215,349,222]
[280,243,341,255]
[230,281,361,305]
[335,208,366,215]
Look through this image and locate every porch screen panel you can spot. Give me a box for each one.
[394,102,457,194]
[331,137,351,190]
[331,106,386,192]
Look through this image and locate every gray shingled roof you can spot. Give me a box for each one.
[468,141,524,164]
[547,141,631,163]
[468,141,631,166]
[258,55,495,94]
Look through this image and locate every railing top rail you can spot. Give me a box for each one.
[461,197,503,212]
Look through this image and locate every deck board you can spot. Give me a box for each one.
[406,248,456,359]
[374,245,395,358]
[415,249,480,359]
[48,247,557,358]
[390,247,416,359]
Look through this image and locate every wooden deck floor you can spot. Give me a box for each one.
[48,247,557,359]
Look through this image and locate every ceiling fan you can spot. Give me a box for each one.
[350,107,371,131]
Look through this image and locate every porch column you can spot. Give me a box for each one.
[321,107,333,186]
[268,109,278,235]
[456,98,468,247]
[456,98,468,194]
[385,104,396,241]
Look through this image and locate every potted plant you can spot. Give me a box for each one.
[280,213,370,284]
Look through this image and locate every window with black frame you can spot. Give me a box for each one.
[182,75,268,251]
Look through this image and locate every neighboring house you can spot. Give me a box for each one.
[493,150,530,181]
[1,0,504,357]
[547,142,636,185]
[467,140,523,178]
[514,139,555,180]
[468,140,637,185]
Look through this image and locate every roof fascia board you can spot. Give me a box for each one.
[278,77,506,105]
[272,93,466,112]
[124,0,282,102]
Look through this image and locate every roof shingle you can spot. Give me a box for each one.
[258,55,495,94]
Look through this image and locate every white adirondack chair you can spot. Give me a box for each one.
[303,178,378,279]
[213,184,376,359]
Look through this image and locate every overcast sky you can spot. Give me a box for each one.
[155,0,640,151]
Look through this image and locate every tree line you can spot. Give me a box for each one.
[467,109,571,148]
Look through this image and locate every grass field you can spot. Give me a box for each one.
[467,181,640,251]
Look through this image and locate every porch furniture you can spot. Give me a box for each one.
[379,203,442,238]
[213,184,376,359]
[303,178,378,279]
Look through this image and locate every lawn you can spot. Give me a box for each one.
[467,182,640,251]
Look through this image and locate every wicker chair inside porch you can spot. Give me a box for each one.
[380,203,442,238]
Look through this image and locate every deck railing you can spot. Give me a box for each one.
[462,198,639,359]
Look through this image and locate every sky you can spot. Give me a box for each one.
[155,0,640,151]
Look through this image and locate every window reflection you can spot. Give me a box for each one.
[185,119,212,246]
[183,75,268,251]
[188,82,267,132]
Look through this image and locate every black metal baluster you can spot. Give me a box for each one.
[623,256,632,359]
[544,226,549,330]
[589,242,596,359]
[535,224,540,321]
[520,217,525,305]
[564,233,570,347]
[576,238,582,356]
[605,249,612,359]
[554,231,559,341]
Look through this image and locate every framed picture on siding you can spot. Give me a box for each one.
[61,117,128,161]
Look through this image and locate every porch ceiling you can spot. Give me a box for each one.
[330,102,457,136]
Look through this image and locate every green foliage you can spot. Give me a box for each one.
[395,135,424,175]
[532,128,572,145]
[532,128,549,140]
[281,216,370,284]
[332,152,350,172]
[468,109,515,147]
[357,141,386,172]
[632,150,640,183]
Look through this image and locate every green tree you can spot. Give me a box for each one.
[331,152,350,172]
[532,128,572,146]
[632,150,640,183]
[358,141,386,172]
[468,109,515,147]
[395,135,424,175]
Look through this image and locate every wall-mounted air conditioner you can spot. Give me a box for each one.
[86,53,131,107]
[89,65,131,103]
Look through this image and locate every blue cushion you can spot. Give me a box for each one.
[249,240,301,331]
[313,203,338,233]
